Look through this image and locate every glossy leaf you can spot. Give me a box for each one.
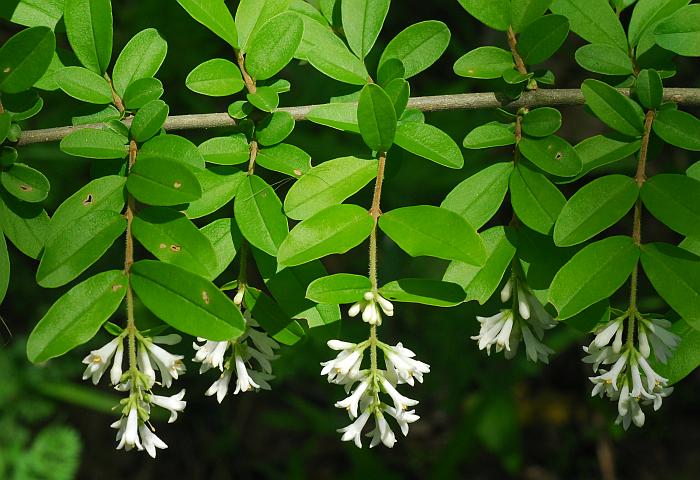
[341,0,390,59]
[358,84,397,152]
[568,134,641,182]
[64,0,112,74]
[635,69,663,109]
[510,0,553,32]
[277,204,374,267]
[395,122,464,169]
[234,175,288,256]
[256,143,312,177]
[60,128,127,159]
[522,108,562,137]
[378,21,451,78]
[200,218,242,280]
[176,0,238,48]
[0,192,50,259]
[518,14,570,65]
[306,273,372,304]
[122,78,164,109]
[140,134,205,169]
[575,44,635,76]
[27,270,127,363]
[628,0,689,47]
[0,163,50,203]
[185,167,245,219]
[654,4,700,57]
[550,0,627,51]
[549,236,639,319]
[127,155,201,206]
[246,12,304,81]
[186,58,245,96]
[112,28,167,96]
[453,47,513,79]
[284,157,377,220]
[510,163,566,235]
[198,134,250,165]
[581,79,645,137]
[36,210,126,288]
[256,112,295,146]
[247,86,279,112]
[652,109,700,151]
[519,136,582,177]
[0,27,56,93]
[54,67,113,104]
[641,174,700,238]
[235,0,289,52]
[554,175,639,246]
[463,122,515,149]
[130,99,168,142]
[379,206,486,265]
[379,278,466,307]
[457,0,510,31]
[131,260,245,341]
[307,102,359,132]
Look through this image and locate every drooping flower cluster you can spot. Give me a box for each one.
[349,291,394,325]
[193,312,279,402]
[472,276,556,363]
[81,332,187,457]
[584,311,679,429]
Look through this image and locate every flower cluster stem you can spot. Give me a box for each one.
[368,152,387,376]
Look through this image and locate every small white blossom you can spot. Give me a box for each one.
[348,291,393,326]
[368,410,396,448]
[638,316,679,363]
[335,375,370,418]
[320,341,366,385]
[139,423,168,458]
[205,369,233,403]
[192,338,229,373]
[338,410,372,448]
[145,341,186,388]
[150,389,187,423]
[381,342,431,386]
[82,336,123,385]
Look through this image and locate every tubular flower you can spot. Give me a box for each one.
[348,291,394,326]
[583,311,679,429]
[194,313,279,403]
[472,276,555,363]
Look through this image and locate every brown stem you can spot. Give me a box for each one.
[507,26,535,91]
[105,74,125,114]
[236,50,256,94]
[368,152,387,292]
[247,140,258,175]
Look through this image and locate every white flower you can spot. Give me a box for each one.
[384,405,420,436]
[472,310,516,355]
[137,343,156,389]
[592,316,625,353]
[139,423,168,458]
[348,291,393,325]
[192,338,230,373]
[233,288,245,306]
[150,389,187,423]
[338,410,371,448]
[589,349,629,390]
[82,336,122,385]
[381,377,418,412]
[205,369,233,403]
[381,342,430,386]
[113,405,142,452]
[368,410,396,448]
[110,340,124,386]
[233,348,261,394]
[638,317,679,363]
[335,376,370,418]
[145,341,186,388]
[321,343,365,385]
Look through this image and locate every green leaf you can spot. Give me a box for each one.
[133,207,217,277]
[518,14,570,65]
[244,287,304,345]
[379,278,466,307]
[298,16,369,85]
[635,69,663,109]
[256,112,295,146]
[27,270,127,363]
[306,273,371,304]
[443,226,517,304]
[554,175,639,247]
[652,109,700,151]
[235,0,290,52]
[453,47,514,79]
[502,68,533,85]
[122,78,164,110]
[234,175,288,256]
[60,128,127,159]
[510,0,553,32]
[651,319,700,384]
[641,243,700,328]
[0,191,49,259]
[358,84,397,152]
[549,236,639,319]
[509,163,566,235]
[0,0,65,29]
[654,4,700,57]
[581,79,645,137]
[0,113,10,144]
[395,122,464,169]
[568,134,642,182]
[284,157,377,220]
[463,121,515,149]
[185,58,245,97]
[575,44,635,75]
[278,204,374,267]
[0,163,50,203]
[54,67,113,104]
[140,134,205,170]
[383,78,410,117]
[36,210,126,288]
[519,135,583,177]
[341,0,390,59]
[0,27,55,93]
[641,174,700,238]
[379,205,486,265]
[246,12,303,81]
[47,175,126,243]
[112,28,167,96]
[441,162,513,230]
[198,135,249,165]
[550,0,627,50]
[185,167,245,219]
[628,0,689,47]
[200,218,242,280]
[176,0,238,48]
[63,0,112,74]
[522,108,562,137]
[378,20,451,78]
[457,0,511,31]
[126,155,201,206]
[247,86,279,112]
[0,231,8,304]
[130,99,168,143]
[131,260,245,341]
[688,161,700,181]
[257,143,312,177]
[307,102,359,132]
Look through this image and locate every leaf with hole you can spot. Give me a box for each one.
[0,163,49,203]
[519,136,582,177]
[131,260,245,341]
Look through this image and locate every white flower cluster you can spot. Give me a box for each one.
[82,333,187,457]
[193,313,279,403]
[348,291,394,325]
[472,276,556,363]
[584,312,680,429]
[321,338,430,448]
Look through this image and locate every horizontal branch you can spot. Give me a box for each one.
[17,88,700,146]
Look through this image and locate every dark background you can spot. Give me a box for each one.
[1,1,700,479]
